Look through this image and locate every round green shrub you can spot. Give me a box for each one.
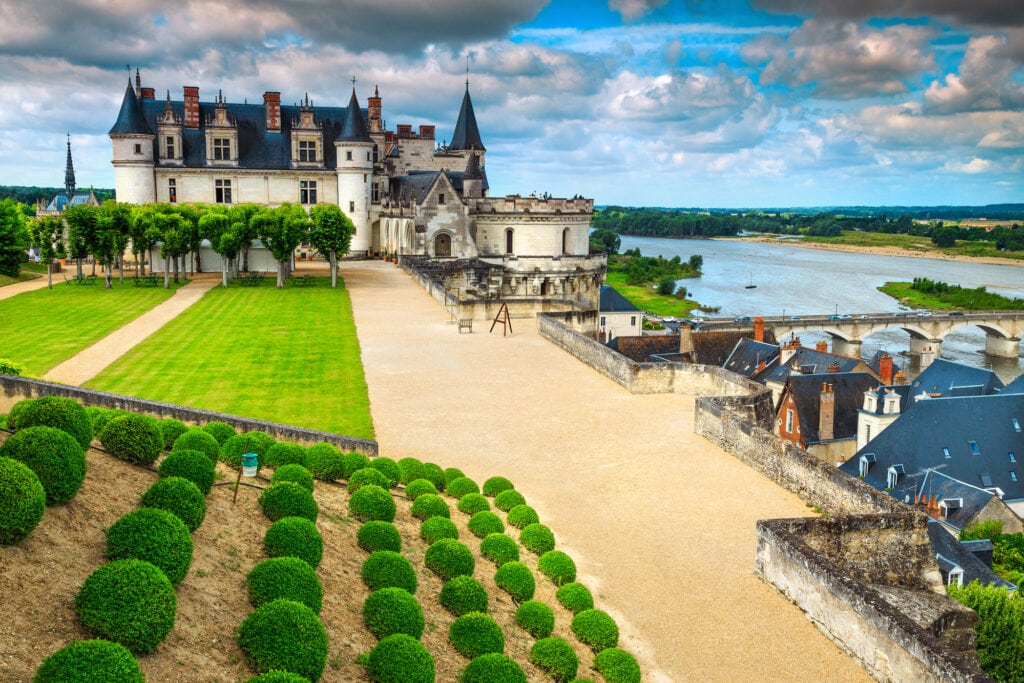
[449,612,504,659]
[158,448,215,495]
[271,464,314,492]
[15,396,92,449]
[221,431,275,469]
[264,442,307,469]
[421,462,446,491]
[482,476,514,497]
[247,557,324,613]
[348,466,390,493]
[369,457,402,488]
[367,634,435,683]
[405,478,438,500]
[443,466,465,484]
[538,550,577,586]
[357,520,401,553]
[593,648,641,683]
[171,428,221,461]
[244,672,309,683]
[571,609,619,652]
[439,575,488,617]
[99,414,163,466]
[531,637,579,682]
[237,599,328,681]
[0,425,86,505]
[494,561,535,603]
[556,583,594,614]
[361,550,417,594]
[480,533,519,567]
[494,489,526,512]
[507,504,539,529]
[520,523,555,555]
[140,476,207,531]
[363,587,424,639]
[105,507,193,585]
[340,451,370,478]
[259,482,319,523]
[515,600,554,639]
[467,511,504,539]
[7,398,35,430]
[410,493,449,520]
[425,538,475,581]
[0,457,45,545]
[459,654,526,683]
[75,559,176,654]
[420,516,459,545]
[457,492,490,515]
[201,420,236,445]
[349,484,396,523]
[34,639,144,683]
[159,418,189,449]
[304,443,346,481]
[446,476,479,499]
[264,517,322,568]
[91,408,128,437]
[397,457,425,484]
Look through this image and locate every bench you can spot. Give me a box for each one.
[64,274,97,286]
[239,272,265,287]
[289,275,315,287]
[458,318,473,333]
[133,275,159,287]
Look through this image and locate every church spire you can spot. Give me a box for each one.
[64,134,76,202]
[449,83,485,152]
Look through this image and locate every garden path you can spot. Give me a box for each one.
[0,275,52,300]
[342,261,869,683]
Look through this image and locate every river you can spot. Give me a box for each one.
[619,235,1024,383]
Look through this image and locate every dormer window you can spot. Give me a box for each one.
[943,447,951,459]
[438,193,445,205]
[980,473,993,488]
[887,464,904,489]
[298,140,316,162]
[1014,418,1021,432]
[939,498,962,519]
[1010,452,1017,463]
[1011,471,1018,483]
[863,390,877,412]
[213,138,231,161]
[969,440,980,455]
[859,453,875,477]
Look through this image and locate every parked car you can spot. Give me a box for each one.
[918,312,932,317]
[734,316,752,323]
[948,311,965,317]
[827,315,840,321]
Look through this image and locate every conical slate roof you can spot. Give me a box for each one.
[64,135,76,201]
[337,88,373,143]
[108,81,153,136]
[449,85,485,151]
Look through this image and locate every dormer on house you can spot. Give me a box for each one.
[156,92,183,166]
[290,93,324,169]
[205,90,238,167]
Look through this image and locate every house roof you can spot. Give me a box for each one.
[723,338,780,379]
[692,330,777,367]
[448,85,485,151]
[337,89,373,143]
[109,81,153,136]
[761,347,865,386]
[927,521,1016,590]
[860,383,914,416]
[783,372,880,443]
[918,470,1002,531]
[909,358,1004,399]
[1001,373,1024,395]
[600,285,640,313]
[865,350,901,377]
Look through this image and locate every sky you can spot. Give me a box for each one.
[0,0,1022,208]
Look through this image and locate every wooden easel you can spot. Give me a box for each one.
[489,302,512,336]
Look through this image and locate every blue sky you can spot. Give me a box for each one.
[0,0,1021,208]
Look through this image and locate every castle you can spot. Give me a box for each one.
[110,72,605,315]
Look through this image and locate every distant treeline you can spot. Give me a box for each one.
[597,204,1024,221]
[0,186,116,208]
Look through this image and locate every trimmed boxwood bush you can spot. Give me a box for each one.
[264,517,323,568]
[422,462,446,491]
[237,599,328,681]
[520,523,555,555]
[467,511,504,538]
[7,398,35,430]
[538,550,577,586]
[515,600,554,638]
[201,420,236,445]
[449,612,504,659]
[0,457,45,545]
[341,451,370,478]
[91,408,128,437]
[425,538,475,581]
[348,466,390,493]
[35,639,144,683]
[105,507,193,585]
[349,484,396,522]
[259,482,319,523]
[367,633,435,683]
[100,414,163,466]
[556,583,594,614]
[245,672,309,683]
[446,476,479,499]
[264,442,307,469]
[397,457,425,484]
[361,550,417,594]
[420,516,459,545]
[457,493,490,515]
[459,653,527,683]
[443,467,465,485]
[159,418,189,450]
[158,448,216,495]
[75,559,177,654]
[531,637,578,682]
[357,520,402,553]
[507,504,539,529]
[271,464,314,492]
[410,493,449,520]
[221,431,275,469]
[495,561,535,603]
[494,489,526,512]
[247,557,324,613]
[0,425,86,505]
[480,533,519,566]
[571,609,619,652]
[369,457,402,488]
[439,575,488,617]
[482,476,514,497]
[593,648,641,683]
[405,478,438,500]
[171,429,221,461]
[363,587,424,639]
[140,477,207,531]
[304,443,346,481]
[15,396,93,449]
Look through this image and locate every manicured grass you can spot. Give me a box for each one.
[604,271,699,317]
[0,281,182,376]
[86,277,374,440]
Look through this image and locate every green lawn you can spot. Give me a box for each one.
[86,277,374,440]
[604,271,700,317]
[0,281,182,375]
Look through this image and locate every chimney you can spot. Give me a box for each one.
[893,370,908,385]
[184,86,200,129]
[879,353,893,385]
[263,91,281,133]
[827,360,841,373]
[368,85,382,133]
[816,340,828,353]
[140,87,155,101]
[135,68,142,98]
[754,317,764,343]
[819,383,835,441]
[679,324,693,355]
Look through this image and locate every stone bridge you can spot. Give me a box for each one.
[699,310,1024,358]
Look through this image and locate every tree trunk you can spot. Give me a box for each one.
[91,259,96,275]
[330,251,337,288]
[47,264,52,290]
[105,262,113,289]
[277,261,285,289]
[173,255,180,284]
[242,245,249,272]
[164,255,171,289]
[118,256,124,284]
[222,256,228,288]
[195,249,201,273]
[76,257,83,278]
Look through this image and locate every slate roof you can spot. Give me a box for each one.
[722,338,779,379]
[1000,373,1024,395]
[45,191,96,212]
[109,81,153,136]
[783,372,879,443]
[918,470,1003,532]
[338,89,373,143]
[859,383,914,416]
[600,285,640,313]
[691,330,777,367]
[449,86,485,151]
[865,350,902,377]
[760,347,865,386]
[927,522,1016,590]
[908,358,1004,399]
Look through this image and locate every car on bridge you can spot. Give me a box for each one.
[734,316,752,323]
[948,311,965,316]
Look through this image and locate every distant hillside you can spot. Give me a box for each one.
[595,204,1024,221]
[0,185,115,206]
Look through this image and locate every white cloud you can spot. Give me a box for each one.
[608,0,669,21]
[943,157,992,173]
[924,34,1024,113]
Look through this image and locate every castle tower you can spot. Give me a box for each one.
[64,134,76,203]
[463,152,483,199]
[334,87,374,254]
[449,82,486,171]
[109,79,155,204]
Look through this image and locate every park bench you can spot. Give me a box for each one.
[64,273,97,286]
[239,272,265,287]
[289,275,315,287]
[458,318,473,333]
[133,275,159,287]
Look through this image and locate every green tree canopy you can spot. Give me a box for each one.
[0,198,29,278]
[309,204,354,288]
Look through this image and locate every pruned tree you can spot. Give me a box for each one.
[0,199,29,278]
[254,203,310,288]
[199,209,233,288]
[229,203,262,272]
[309,204,354,289]
[154,212,189,288]
[63,203,100,278]
[28,215,64,289]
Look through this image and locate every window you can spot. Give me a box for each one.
[168,178,177,203]
[134,143,142,155]
[349,201,355,213]
[213,138,231,160]
[865,424,872,442]
[562,228,570,254]
[943,447,951,459]
[165,136,175,159]
[887,465,903,489]
[859,454,874,477]
[600,316,606,327]
[1014,418,1021,432]
[1011,452,1017,463]
[299,180,317,205]
[215,179,232,204]
[969,440,980,455]
[630,315,637,327]
[372,183,380,203]
[505,229,514,255]
[785,409,794,433]
[346,150,352,161]
[1012,471,1019,483]
[367,151,371,161]
[438,193,445,205]
[298,140,316,162]
[980,473,993,488]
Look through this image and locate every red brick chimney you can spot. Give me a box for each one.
[140,87,156,101]
[879,353,894,385]
[368,86,382,133]
[753,317,764,342]
[893,370,908,385]
[184,86,200,129]
[816,340,828,353]
[419,125,435,140]
[819,383,835,441]
[263,91,281,133]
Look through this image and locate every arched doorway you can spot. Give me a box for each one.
[435,233,452,257]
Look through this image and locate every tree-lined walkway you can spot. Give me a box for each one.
[0,275,51,300]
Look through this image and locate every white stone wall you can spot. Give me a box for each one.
[153,170,339,207]
[600,310,641,341]
[336,142,374,253]
[112,136,156,204]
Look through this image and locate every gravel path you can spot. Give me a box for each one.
[0,276,52,300]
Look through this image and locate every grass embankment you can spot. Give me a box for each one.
[605,253,702,317]
[804,231,1024,261]
[878,278,1024,310]
[86,277,374,440]
[0,262,47,287]
[0,281,183,376]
